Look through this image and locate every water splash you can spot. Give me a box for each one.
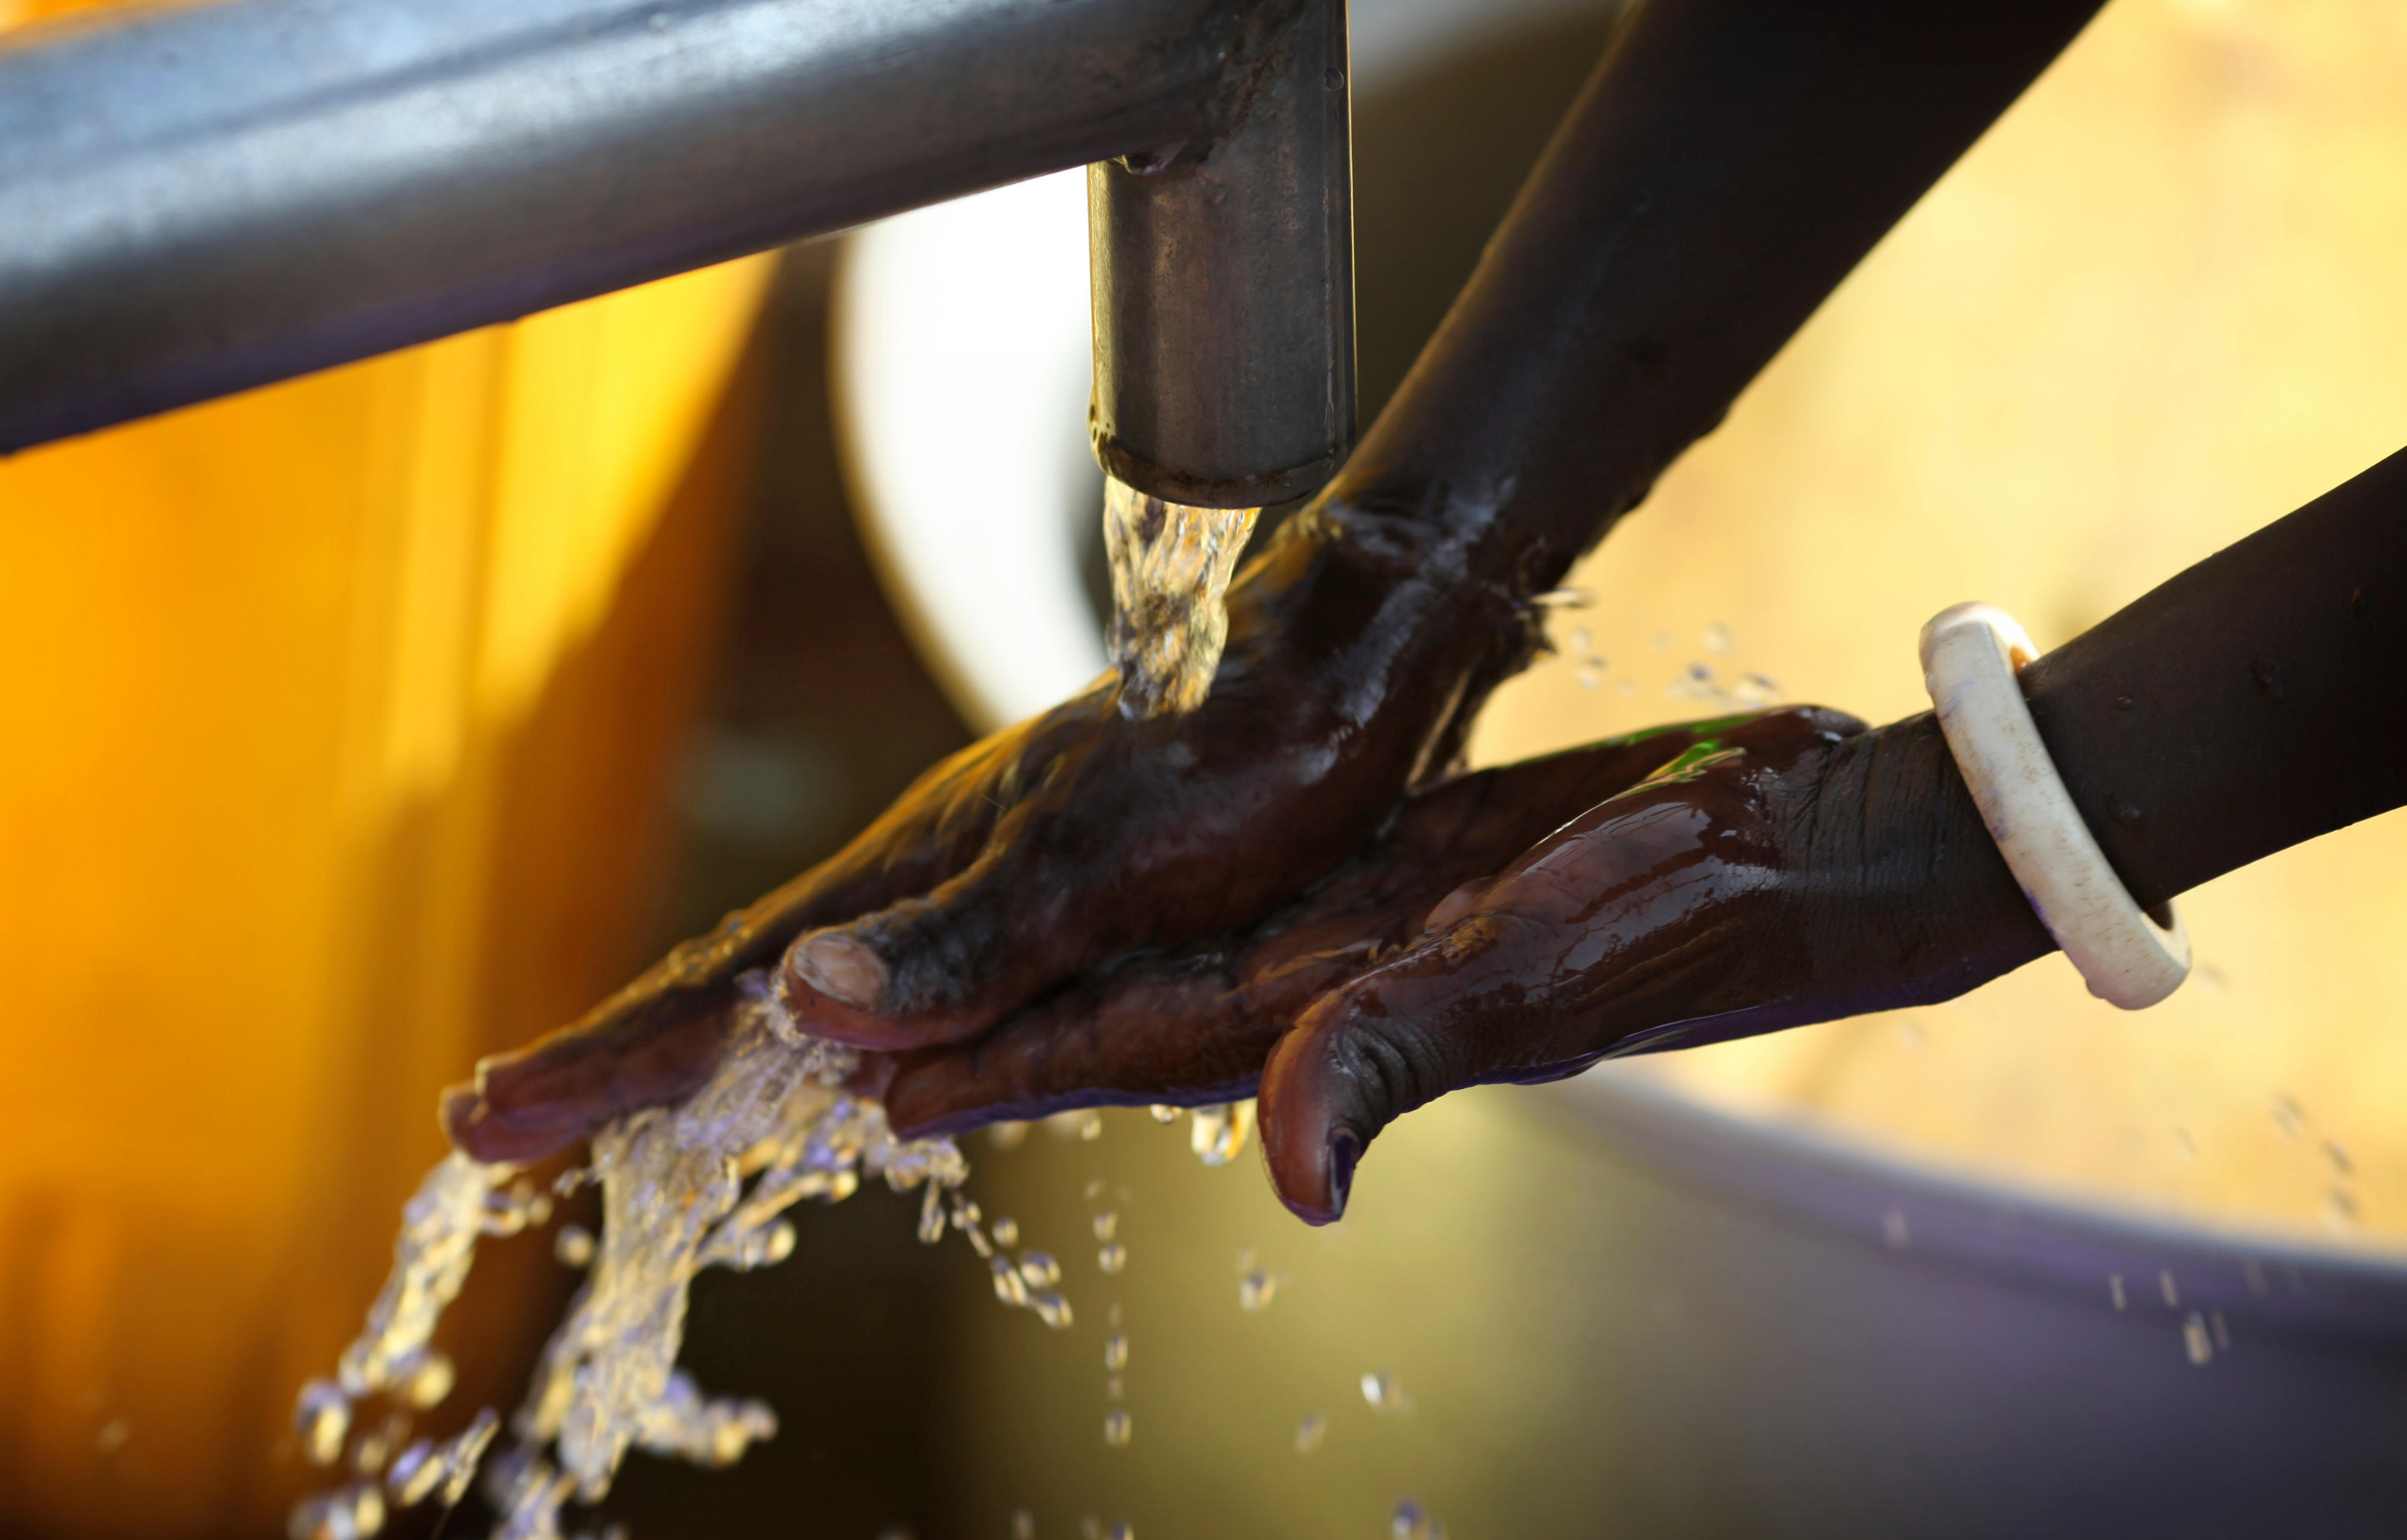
[1101,477,1258,719]
[292,969,976,1539]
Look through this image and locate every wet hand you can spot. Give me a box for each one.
[884,705,2040,1225]
[444,514,1530,1163]
[869,717,1750,1131]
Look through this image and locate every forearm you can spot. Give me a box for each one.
[1327,0,2106,591]
[1812,448,2407,1013]
[2024,447,2407,904]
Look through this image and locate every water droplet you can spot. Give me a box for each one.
[1240,1270,1276,1311]
[297,1380,350,1467]
[1019,1252,1061,1289]
[1108,1303,1123,1328]
[2108,1273,2127,1311]
[2159,1270,2180,1308]
[1531,587,1592,609]
[2183,1312,2214,1366]
[1098,1245,1128,1275]
[2212,1311,2231,1351]
[1190,1101,1255,1166]
[96,1417,130,1455]
[1361,1372,1405,1412]
[1294,1414,1325,1454]
[2324,1139,2355,1176]
[1093,1212,1118,1242]
[1391,1497,1445,1539]
[554,1225,596,1268]
[918,1181,947,1244]
[740,1219,797,1269]
[1083,1178,1107,1201]
[1012,1511,1036,1540]
[953,1198,984,1229]
[990,1255,1030,1308]
[1105,1376,1124,1401]
[2322,1186,2359,1234]
[989,1121,1031,1151]
[1078,1112,1104,1141]
[1575,666,1601,690]
[2270,1094,2305,1143]
[1102,1409,1131,1448]
[1880,1209,1909,1251]
[1104,1334,1128,1371]
[395,1350,453,1411]
[1148,1105,1180,1124]
[991,1216,1020,1249]
[384,1408,497,1509]
[1702,622,1732,655]
[1030,1292,1074,1331]
[350,1412,404,1476]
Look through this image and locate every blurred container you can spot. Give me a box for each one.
[0,14,774,1508]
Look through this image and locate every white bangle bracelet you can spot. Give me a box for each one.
[1918,602,2191,1009]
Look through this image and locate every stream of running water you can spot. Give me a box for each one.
[1100,477,1258,719]
[287,971,995,1540]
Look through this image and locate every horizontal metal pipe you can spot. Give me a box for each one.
[0,0,1254,452]
[1088,0,1355,508]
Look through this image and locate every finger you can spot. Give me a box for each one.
[1255,713,1859,1221]
[787,713,1734,1051]
[879,717,1751,1115]
[1258,915,1537,1223]
[780,796,1096,1050]
[879,964,1273,1136]
[442,985,740,1164]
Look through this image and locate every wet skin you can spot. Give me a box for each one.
[448,0,2112,1161]
[440,0,2407,1225]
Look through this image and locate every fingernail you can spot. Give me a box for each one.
[790,932,888,1009]
[1326,1128,1361,1219]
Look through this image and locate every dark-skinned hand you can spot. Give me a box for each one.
[442,510,1535,1164]
[876,704,2043,1221]
[450,697,2047,1226]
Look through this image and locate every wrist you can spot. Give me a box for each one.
[1789,712,2054,1013]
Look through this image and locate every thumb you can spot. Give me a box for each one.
[1258,917,1524,1223]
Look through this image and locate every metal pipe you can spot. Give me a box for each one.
[0,0,1269,453]
[1087,0,1355,508]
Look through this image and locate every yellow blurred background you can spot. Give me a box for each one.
[0,2,777,1521]
[2,0,2405,1535]
[1466,0,2407,1251]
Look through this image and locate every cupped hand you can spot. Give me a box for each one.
[443,512,1529,1163]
